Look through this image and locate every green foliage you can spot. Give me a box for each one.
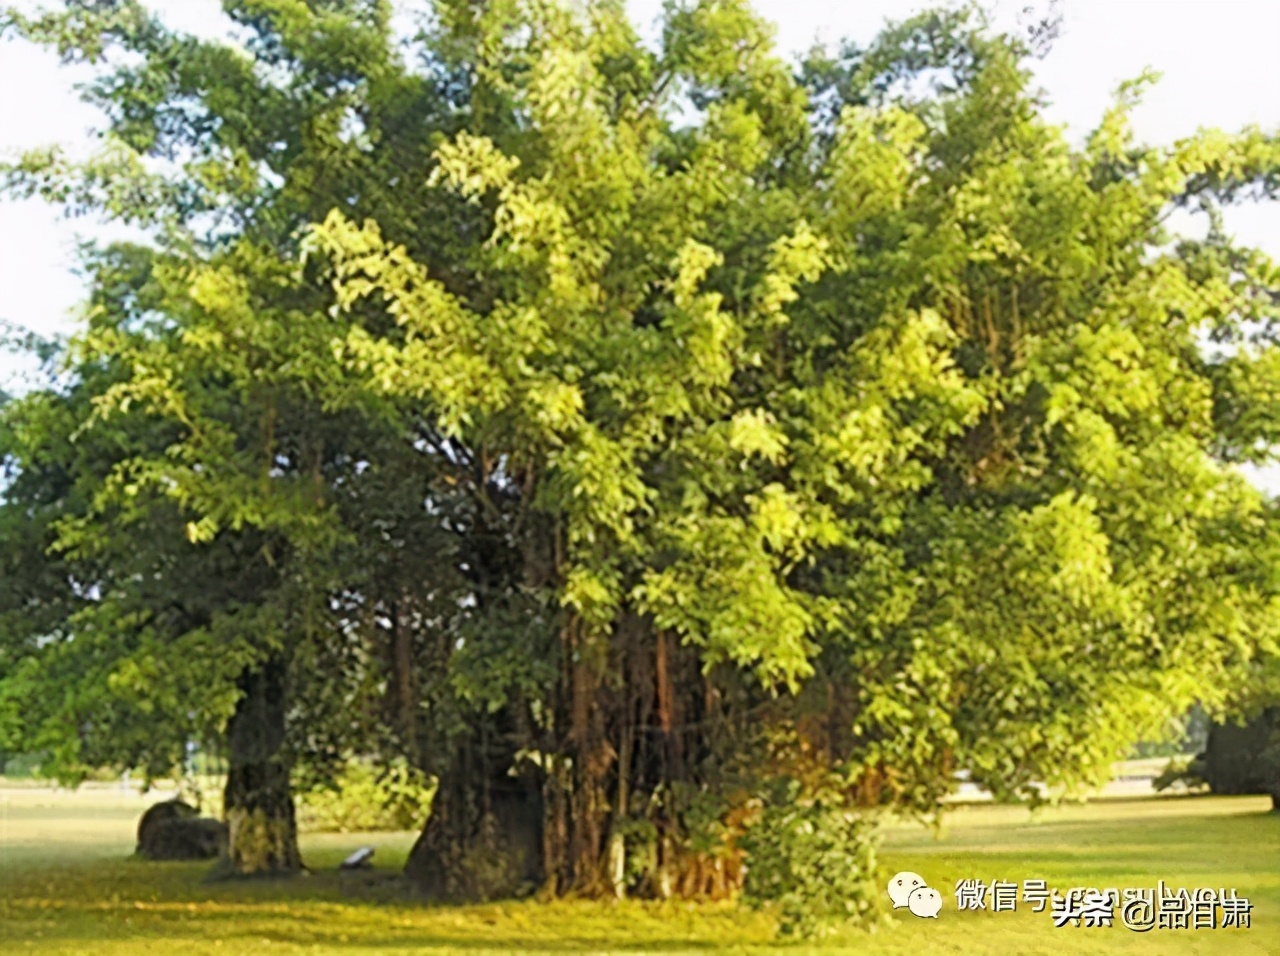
[739,778,883,938]
[1131,705,1211,759]
[2,0,1279,911]
[0,0,478,794]
[304,0,1280,820]
[297,759,436,834]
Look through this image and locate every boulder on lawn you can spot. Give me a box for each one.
[136,799,228,860]
[137,799,198,847]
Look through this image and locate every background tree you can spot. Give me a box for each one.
[785,7,1280,810]
[0,0,482,874]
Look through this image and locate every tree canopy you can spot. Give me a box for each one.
[1,0,1278,918]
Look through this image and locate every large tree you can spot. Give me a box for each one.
[3,0,1279,911]
[0,0,482,874]
[308,0,1280,894]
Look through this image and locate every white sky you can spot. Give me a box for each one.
[1,1,1277,473]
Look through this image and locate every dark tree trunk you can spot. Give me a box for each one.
[655,630,684,779]
[406,622,615,901]
[402,612,747,902]
[404,505,554,900]
[404,715,544,900]
[653,628,681,898]
[386,596,420,763]
[222,655,301,875]
[403,618,620,900]
[565,616,616,896]
[401,498,745,902]
[1201,707,1280,796]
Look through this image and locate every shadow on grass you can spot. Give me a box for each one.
[6,796,1277,954]
[1,907,761,953]
[2,863,781,953]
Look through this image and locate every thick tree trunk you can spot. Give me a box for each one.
[222,655,301,876]
[405,506,554,900]
[402,612,747,902]
[404,622,619,901]
[1201,707,1280,795]
[401,494,743,902]
[404,721,544,900]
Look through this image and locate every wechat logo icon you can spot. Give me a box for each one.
[888,871,943,918]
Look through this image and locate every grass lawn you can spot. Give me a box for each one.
[1,787,1277,955]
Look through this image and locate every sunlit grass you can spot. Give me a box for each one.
[1,787,1276,954]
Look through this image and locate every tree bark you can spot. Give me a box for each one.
[565,616,616,896]
[222,655,302,876]
[404,718,544,900]
[401,612,747,902]
[405,507,554,900]
[387,597,419,763]
[655,630,686,779]
[608,661,634,899]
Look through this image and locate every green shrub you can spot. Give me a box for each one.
[739,778,884,938]
[297,759,436,833]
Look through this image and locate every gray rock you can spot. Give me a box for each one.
[137,799,227,860]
